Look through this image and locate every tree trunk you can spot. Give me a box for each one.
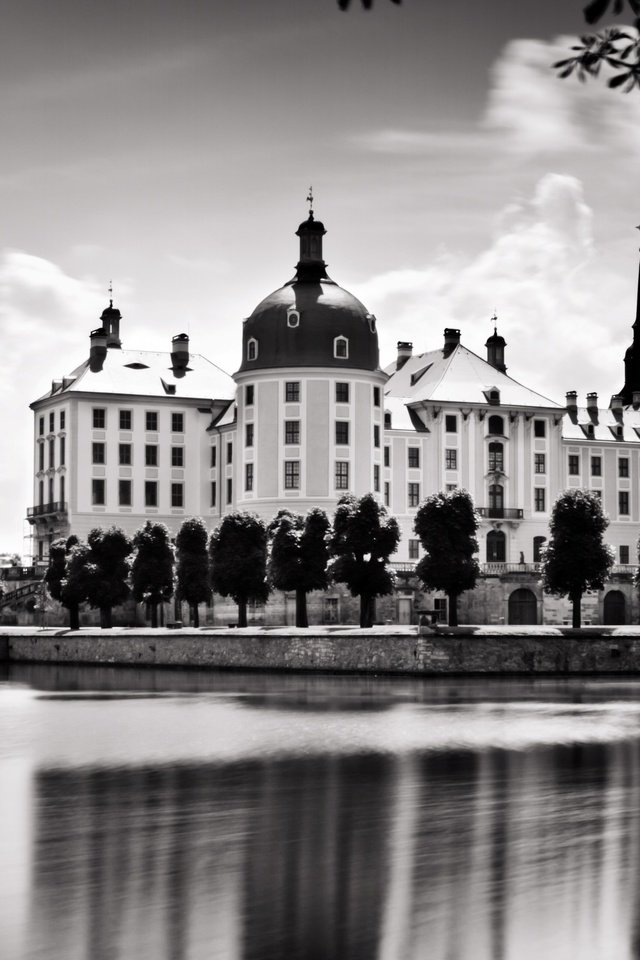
[100,606,112,629]
[295,589,308,628]
[448,593,458,627]
[360,594,373,628]
[238,597,247,628]
[151,603,158,628]
[69,602,79,631]
[192,603,199,628]
[572,592,582,628]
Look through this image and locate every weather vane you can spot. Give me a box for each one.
[491,310,498,335]
[108,279,113,306]
[306,186,314,218]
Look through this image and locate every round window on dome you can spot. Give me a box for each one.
[367,314,376,333]
[287,309,300,328]
[334,336,349,360]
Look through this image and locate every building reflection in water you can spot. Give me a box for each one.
[21,739,640,960]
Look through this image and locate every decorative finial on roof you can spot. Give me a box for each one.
[306,186,314,220]
[491,311,498,336]
[108,279,113,307]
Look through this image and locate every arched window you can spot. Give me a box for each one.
[488,484,504,517]
[367,314,377,333]
[488,442,503,473]
[334,336,349,359]
[533,535,546,563]
[603,590,626,625]
[488,415,504,436]
[486,530,506,563]
[247,338,258,361]
[287,309,300,328]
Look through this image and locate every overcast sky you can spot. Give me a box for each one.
[2,0,639,554]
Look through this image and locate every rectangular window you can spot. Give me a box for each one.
[39,416,44,436]
[171,446,184,467]
[119,410,132,431]
[534,488,546,512]
[226,478,232,504]
[336,382,349,403]
[335,421,350,445]
[171,412,184,433]
[38,444,44,471]
[146,411,158,432]
[373,424,380,448]
[335,461,349,490]
[227,441,233,464]
[591,456,602,476]
[92,408,105,429]
[60,475,65,504]
[92,478,105,505]
[384,445,390,468]
[408,447,420,469]
[534,453,546,474]
[284,460,300,489]
[48,438,55,468]
[60,410,65,430]
[210,480,217,506]
[534,419,546,437]
[145,445,158,467]
[434,598,447,623]
[619,457,630,478]
[373,386,381,407]
[621,545,630,564]
[60,436,66,466]
[245,463,254,491]
[210,445,217,468]
[408,539,420,560]
[49,412,54,433]
[246,423,254,447]
[445,414,457,433]
[619,491,630,515]
[245,384,254,406]
[592,489,602,501]
[171,482,184,508]
[408,482,420,508]
[488,445,503,472]
[324,597,339,623]
[119,443,132,465]
[119,479,132,506]
[48,477,54,503]
[445,449,457,470]
[446,483,457,492]
[38,480,44,505]
[145,481,158,507]
[92,442,105,464]
[285,420,300,445]
[285,381,300,402]
[373,464,380,492]
[568,454,579,475]
[384,481,390,507]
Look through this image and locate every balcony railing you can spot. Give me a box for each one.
[26,501,68,521]
[390,562,417,573]
[477,507,524,520]
[481,562,541,576]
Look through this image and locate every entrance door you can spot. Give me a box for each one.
[508,588,537,625]
[398,597,412,624]
[603,590,626,625]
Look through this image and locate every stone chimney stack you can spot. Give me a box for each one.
[171,333,190,377]
[610,394,624,420]
[565,390,578,415]
[443,328,460,358]
[89,328,107,373]
[396,341,413,370]
[586,392,599,421]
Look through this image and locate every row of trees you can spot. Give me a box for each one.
[44,487,618,631]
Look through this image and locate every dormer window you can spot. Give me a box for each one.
[367,314,377,333]
[287,309,300,328]
[483,387,500,405]
[247,338,258,361]
[334,336,349,360]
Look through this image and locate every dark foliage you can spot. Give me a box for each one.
[414,489,479,627]
[176,517,210,628]
[45,537,82,630]
[542,489,614,628]
[131,522,175,628]
[554,0,640,91]
[209,513,270,627]
[85,527,133,628]
[328,493,400,628]
[269,508,330,627]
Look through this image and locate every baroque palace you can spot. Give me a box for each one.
[26,208,640,626]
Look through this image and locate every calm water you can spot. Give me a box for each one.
[3,666,640,960]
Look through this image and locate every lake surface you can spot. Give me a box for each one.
[3,664,640,960]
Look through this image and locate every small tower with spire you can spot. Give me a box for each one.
[294,187,329,281]
[100,281,122,349]
[618,229,640,404]
[485,314,507,373]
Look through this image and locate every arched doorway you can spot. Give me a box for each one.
[603,590,626,625]
[508,588,537,625]
[487,530,506,563]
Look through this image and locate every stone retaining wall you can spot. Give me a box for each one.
[4,629,640,674]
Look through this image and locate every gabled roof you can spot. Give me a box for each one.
[384,343,562,410]
[31,349,235,406]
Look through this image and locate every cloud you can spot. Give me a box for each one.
[350,174,631,403]
[352,128,488,155]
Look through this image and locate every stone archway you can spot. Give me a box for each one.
[603,590,626,625]
[508,588,537,625]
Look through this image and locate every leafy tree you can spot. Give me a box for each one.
[131,521,175,628]
[542,489,614,628]
[209,513,270,627]
[554,0,640,91]
[414,489,479,627]
[176,517,211,628]
[45,535,82,629]
[85,527,133,628]
[328,493,400,628]
[269,508,330,627]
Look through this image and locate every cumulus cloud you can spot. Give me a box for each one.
[351,174,631,403]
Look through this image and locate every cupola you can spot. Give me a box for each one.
[100,285,122,348]
[485,316,507,373]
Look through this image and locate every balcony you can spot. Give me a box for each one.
[26,501,68,524]
[477,507,523,520]
[480,562,540,577]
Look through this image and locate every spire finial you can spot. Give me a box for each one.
[491,310,498,336]
[108,279,113,307]
[306,186,314,220]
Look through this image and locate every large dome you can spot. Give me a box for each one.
[236,212,380,374]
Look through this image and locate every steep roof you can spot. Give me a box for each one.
[31,348,235,406]
[563,404,640,444]
[384,343,562,410]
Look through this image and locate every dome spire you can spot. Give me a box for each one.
[295,190,328,281]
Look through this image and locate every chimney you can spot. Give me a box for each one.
[443,328,460,358]
[171,333,190,377]
[565,390,578,414]
[586,392,598,422]
[396,341,413,370]
[89,327,107,372]
[610,394,624,420]
[634,391,640,411]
